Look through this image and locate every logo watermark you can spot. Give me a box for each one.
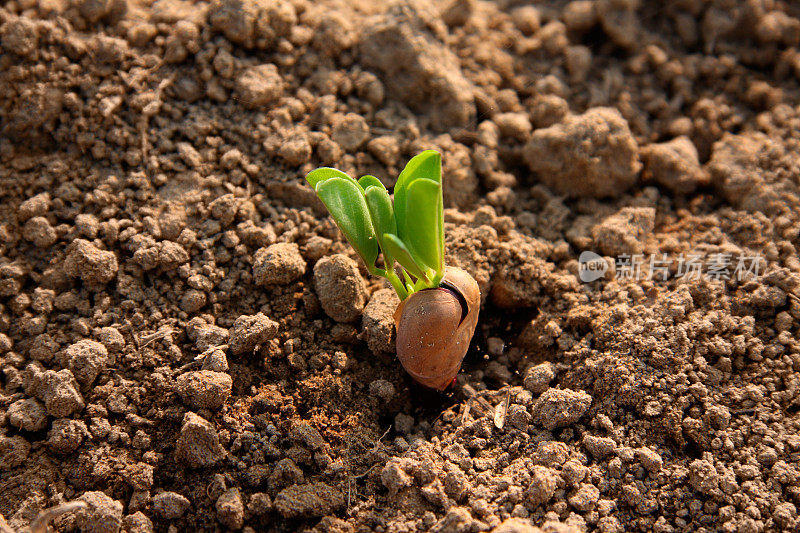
[578,251,608,282]
[578,252,763,283]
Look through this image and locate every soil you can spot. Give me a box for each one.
[2,0,800,532]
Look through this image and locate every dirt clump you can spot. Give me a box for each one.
[151,491,190,520]
[313,254,369,323]
[7,398,47,432]
[531,388,593,430]
[175,370,232,410]
[361,288,400,355]
[640,136,708,194]
[76,491,124,533]
[63,240,119,285]
[60,339,109,387]
[228,313,279,355]
[253,242,307,286]
[592,206,655,256]
[174,412,225,469]
[273,482,345,519]
[361,1,476,130]
[523,108,641,199]
[235,64,285,109]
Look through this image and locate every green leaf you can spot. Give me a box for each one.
[403,177,443,274]
[393,151,443,276]
[382,233,428,282]
[395,150,442,192]
[306,167,362,191]
[306,151,446,297]
[358,175,386,191]
[394,151,441,226]
[364,185,397,258]
[316,177,379,270]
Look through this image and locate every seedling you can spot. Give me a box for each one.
[306,150,480,390]
[306,150,445,300]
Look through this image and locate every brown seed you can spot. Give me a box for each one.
[394,266,480,390]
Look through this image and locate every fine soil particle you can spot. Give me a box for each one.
[2,1,800,532]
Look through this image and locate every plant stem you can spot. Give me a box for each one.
[417,268,432,287]
[385,269,408,300]
[400,268,415,294]
[369,263,409,300]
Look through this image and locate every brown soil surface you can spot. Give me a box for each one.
[2,1,800,532]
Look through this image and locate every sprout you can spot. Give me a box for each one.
[306,150,481,390]
[306,150,445,300]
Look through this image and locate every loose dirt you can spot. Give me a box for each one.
[2,0,800,532]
